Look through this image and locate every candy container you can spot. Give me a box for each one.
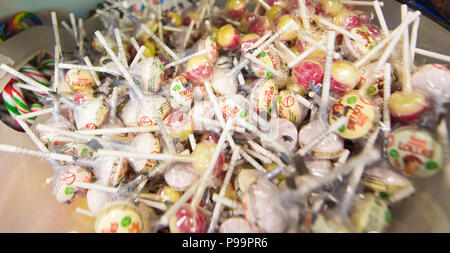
[94,202,144,233]
[386,126,443,178]
[53,166,92,204]
[410,64,450,103]
[169,204,207,233]
[185,55,214,84]
[350,194,391,233]
[277,89,308,125]
[164,163,198,191]
[226,0,247,20]
[217,24,240,50]
[128,133,161,173]
[164,111,194,143]
[249,78,279,113]
[242,179,289,232]
[219,217,258,233]
[169,74,194,111]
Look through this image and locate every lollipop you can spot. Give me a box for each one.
[386,126,443,178]
[53,166,92,204]
[9,11,42,35]
[217,24,240,50]
[94,202,144,233]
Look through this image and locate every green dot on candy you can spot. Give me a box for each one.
[368,86,376,94]
[389,149,400,158]
[338,126,346,132]
[121,216,132,227]
[385,210,391,224]
[240,111,247,118]
[347,96,357,104]
[259,51,266,57]
[426,161,439,170]
[379,191,389,199]
[210,37,216,43]
[64,187,75,195]
[267,72,273,78]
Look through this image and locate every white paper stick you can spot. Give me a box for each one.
[53,46,59,91]
[83,57,101,87]
[242,146,272,164]
[165,49,208,68]
[342,0,384,6]
[16,118,48,152]
[401,5,412,92]
[298,32,341,58]
[189,134,197,151]
[252,20,296,58]
[383,63,391,134]
[72,181,118,193]
[287,47,317,68]
[58,63,120,75]
[75,208,95,217]
[257,0,270,10]
[296,117,348,156]
[137,198,167,210]
[437,119,450,188]
[355,11,421,68]
[163,26,184,32]
[244,53,286,78]
[212,194,243,210]
[0,64,52,93]
[410,17,420,62]
[319,31,336,123]
[414,48,450,63]
[96,149,194,163]
[138,192,161,201]
[51,12,62,56]
[196,117,246,133]
[114,28,128,68]
[359,11,420,94]
[335,149,350,168]
[208,146,241,232]
[317,17,367,44]
[159,181,200,226]
[247,140,283,165]
[183,21,195,49]
[294,94,315,109]
[191,118,234,208]
[61,21,73,35]
[130,46,146,69]
[141,24,179,60]
[76,126,159,135]
[14,83,47,94]
[0,144,75,162]
[130,37,140,51]
[232,57,245,85]
[373,0,389,36]
[158,4,163,41]
[298,0,310,30]
[69,13,78,44]
[78,18,84,56]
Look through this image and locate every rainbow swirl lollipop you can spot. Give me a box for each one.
[9,11,42,35]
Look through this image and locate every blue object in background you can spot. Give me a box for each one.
[398,0,450,26]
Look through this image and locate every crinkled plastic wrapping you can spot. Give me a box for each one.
[164,163,198,191]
